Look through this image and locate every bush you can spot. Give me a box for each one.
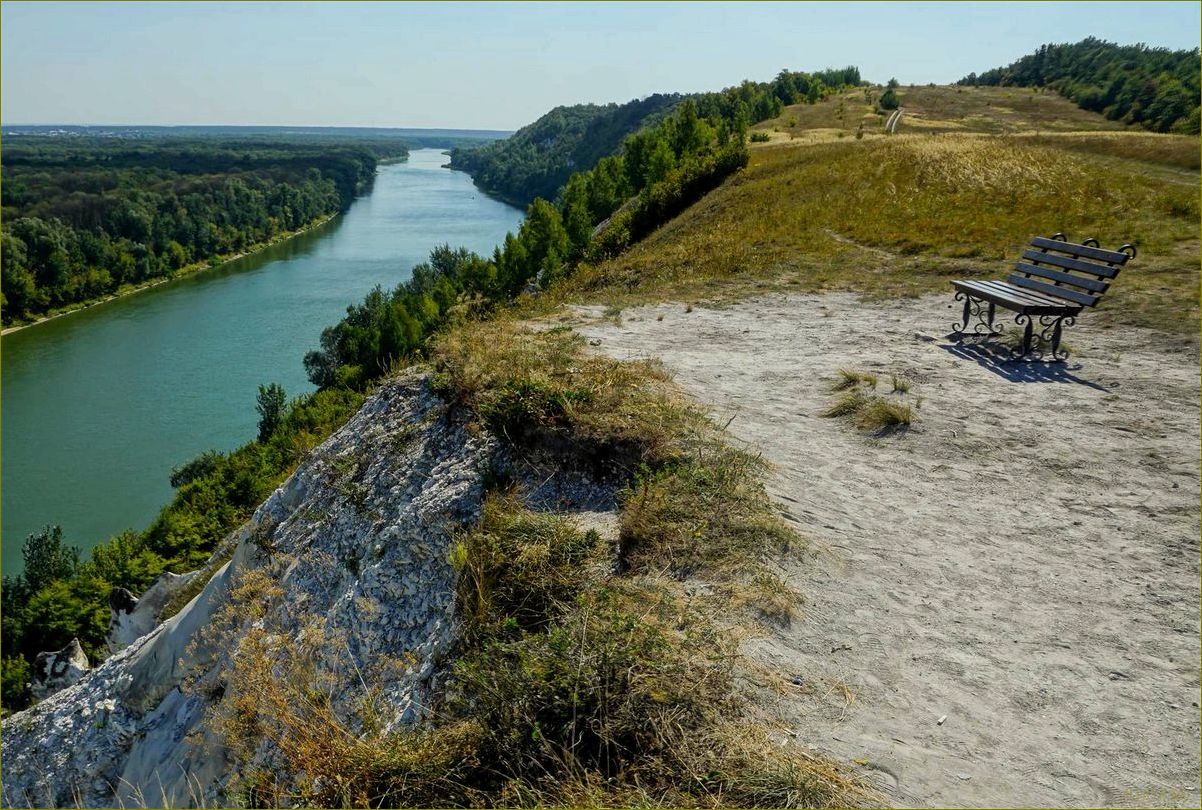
[169,450,223,488]
[749,131,771,143]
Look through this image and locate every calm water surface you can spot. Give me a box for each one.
[2,149,523,571]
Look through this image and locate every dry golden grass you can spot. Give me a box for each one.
[555,132,1198,334]
[1015,131,1201,171]
[753,84,1130,140]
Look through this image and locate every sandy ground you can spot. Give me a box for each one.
[566,292,1200,808]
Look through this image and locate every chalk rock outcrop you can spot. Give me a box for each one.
[106,571,200,654]
[29,639,90,701]
[1,373,494,808]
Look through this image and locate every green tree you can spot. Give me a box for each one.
[256,383,288,442]
[1,657,31,711]
[559,175,594,257]
[21,526,79,595]
[522,199,572,286]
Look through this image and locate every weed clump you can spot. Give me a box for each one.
[822,369,917,434]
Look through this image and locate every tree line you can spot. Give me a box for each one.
[0,66,863,712]
[960,37,1201,134]
[450,66,863,207]
[1,138,406,324]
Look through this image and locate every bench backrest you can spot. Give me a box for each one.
[1008,233,1136,308]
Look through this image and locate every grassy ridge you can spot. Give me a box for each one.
[751,84,1129,144]
[562,127,1199,335]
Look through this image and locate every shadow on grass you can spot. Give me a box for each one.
[940,342,1111,391]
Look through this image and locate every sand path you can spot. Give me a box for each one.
[569,292,1200,808]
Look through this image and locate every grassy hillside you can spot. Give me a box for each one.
[751,84,1128,143]
[961,37,1201,134]
[563,88,1199,335]
[448,94,683,206]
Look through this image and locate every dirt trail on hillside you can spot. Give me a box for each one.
[567,293,1200,808]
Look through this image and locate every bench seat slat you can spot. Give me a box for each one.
[971,276,1057,304]
[1007,274,1100,307]
[1020,249,1120,279]
[1013,262,1109,292]
[952,279,1078,314]
[1029,237,1131,265]
[975,279,1068,307]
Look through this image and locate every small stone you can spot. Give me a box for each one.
[937,715,947,725]
[957,773,972,781]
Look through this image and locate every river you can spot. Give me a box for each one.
[1,149,524,572]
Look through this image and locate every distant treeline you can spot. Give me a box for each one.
[960,37,1201,134]
[450,66,863,206]
[0,138,406,324]
[4,126,506,151]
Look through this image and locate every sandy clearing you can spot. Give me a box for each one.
[566,292,1200,808]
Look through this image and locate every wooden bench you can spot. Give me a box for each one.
[949,233,1136,361]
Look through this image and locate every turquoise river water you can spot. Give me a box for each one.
[2,149,524,572]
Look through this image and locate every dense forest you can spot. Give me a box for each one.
[446,94,685,206]
[449,66,863,206]
[960,37,1201,134]
[0,67,863,711]
[0,137,406,324]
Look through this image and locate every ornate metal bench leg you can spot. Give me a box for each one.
[1042,314,1074,362]
[950,293,1003,345]
[1021,316,1033,357]
[1008,313,1074,362]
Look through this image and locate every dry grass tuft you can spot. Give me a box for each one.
[822,370,917,434]
[821,390,871,418]
[833,369,878,391]
[853,397,915,432]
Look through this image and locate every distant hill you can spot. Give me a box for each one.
[959,37,1201,134]
[447,94,685,207]
[752,83,1128,142]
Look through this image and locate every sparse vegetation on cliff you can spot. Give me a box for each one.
[206,322,870,808]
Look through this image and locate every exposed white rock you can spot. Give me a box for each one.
[1,372,495,808]
[29,639,90,701]
[106,570,200,654]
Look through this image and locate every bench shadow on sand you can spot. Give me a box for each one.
[940,342,1111,391]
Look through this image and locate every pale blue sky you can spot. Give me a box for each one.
[3,2,1198,129]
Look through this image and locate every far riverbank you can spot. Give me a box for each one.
[2,213,340,336]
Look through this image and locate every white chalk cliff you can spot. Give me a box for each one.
[1,373,494,808]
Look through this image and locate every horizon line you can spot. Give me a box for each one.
[2,123,516,133]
